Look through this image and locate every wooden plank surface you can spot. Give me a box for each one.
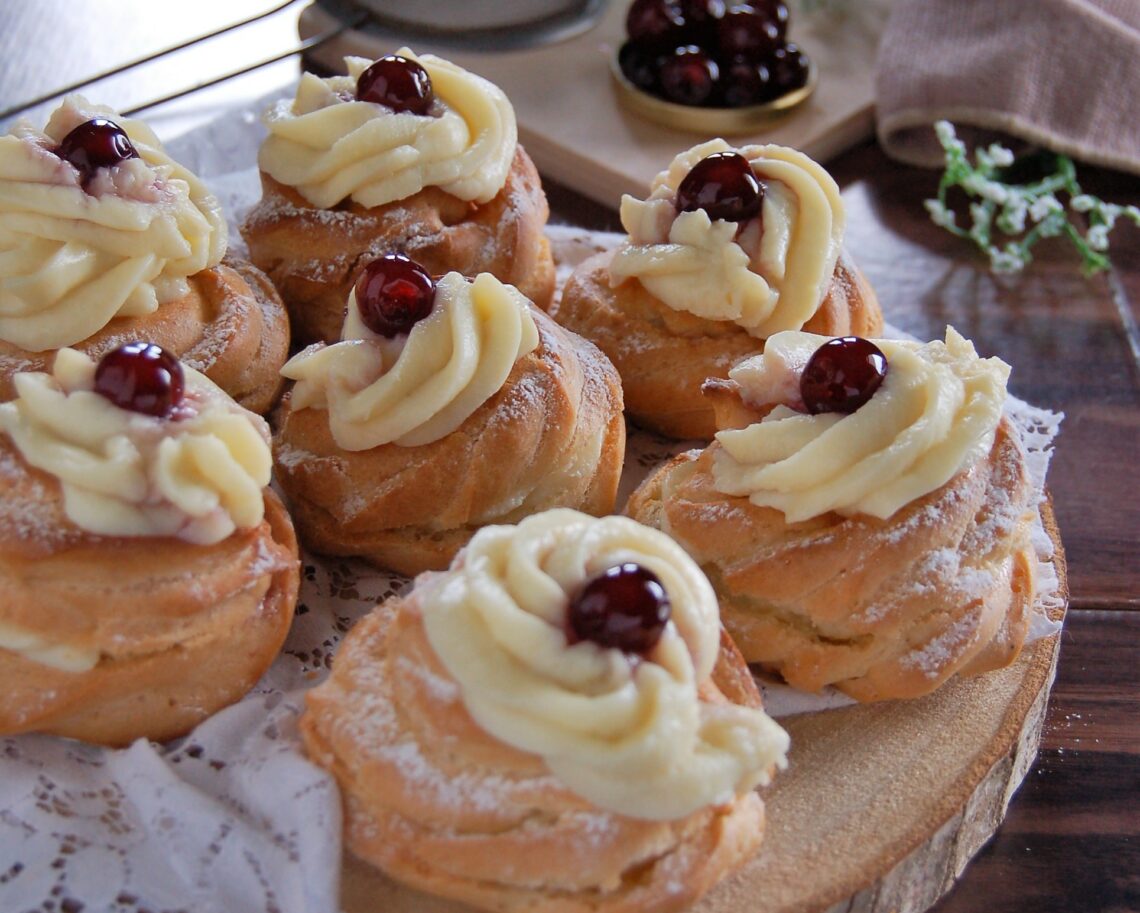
[930,610,1140,913]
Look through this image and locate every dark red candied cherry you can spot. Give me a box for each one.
[355,55,434,115]
[567,563,672,655]
[800,336,888,415]
[54,118,139,188]
[93,342,184,418]
[625,0,686,45]
[678,0,726,25]
[675,151,763,222]
[618,40,663,93]
[739,0,789,37]
[353,253,436,338]
[769,42,811,92]
[675,0,726,44]
[717,5,782,61]
[659,46,720,107]
[721,58,776,107]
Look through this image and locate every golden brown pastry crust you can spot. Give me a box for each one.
[0,258,290,415]
[625,418,1036,702]
[299,589,766,913]
[0,433,300,745]
[240,146,556,347]
[550,250,883,440]
[272,308,625,577]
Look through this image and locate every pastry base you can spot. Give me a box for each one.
[337,502,1066,913]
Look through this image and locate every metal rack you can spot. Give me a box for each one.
[0,0,366,122]
[0,0,608,123]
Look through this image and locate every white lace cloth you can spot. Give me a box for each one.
[0,101,1065,913]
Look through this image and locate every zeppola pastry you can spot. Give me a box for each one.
[552,139,882,439]
[0,95,290,414]
[241,50,556,347]
[300,509,789,913]
[627,328,1036,701]
[273,253,624,576]
[0,345,300,745]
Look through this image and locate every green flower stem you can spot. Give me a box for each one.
[925,121,1140,276]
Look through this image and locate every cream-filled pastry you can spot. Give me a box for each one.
[0,95,290,413]
[241,50,555,347]
[0,345,299,745]
[272,254,624,576]
[552,139,882,439]
[627,328,1037,701]
[300,509,788,912]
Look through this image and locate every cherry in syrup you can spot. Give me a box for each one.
[618,41,663,93]
[354,253,436,338]
[355,55,434,115]
[93,342,185,418]
[675,151,764,223]
[717,6,782,60]
[800,336,888,415]
[770,43,810,92]
[722,58,776,107]
[738,0,789,38]
[626,0,687,45]
[567,563,672,655]
[659,46,721,106]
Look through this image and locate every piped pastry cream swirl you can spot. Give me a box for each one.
[283,271,538,450]
[0,348,271,544]
[258,50,516,209]
[608,138,844,338]
[0,95,227,351]
[418,509,789,821]
[713,328,1011,522]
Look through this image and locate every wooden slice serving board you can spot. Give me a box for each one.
[338,505,1067,913]
[299,0,898,207]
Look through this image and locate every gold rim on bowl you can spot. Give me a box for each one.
[609,52,817,135]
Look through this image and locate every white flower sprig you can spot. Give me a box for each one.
[925,121,1140,275]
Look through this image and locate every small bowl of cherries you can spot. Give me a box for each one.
[613,0,816,134]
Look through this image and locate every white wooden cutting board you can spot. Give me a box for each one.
[299,0,896,207]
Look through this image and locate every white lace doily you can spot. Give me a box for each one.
[0,102,1065,913]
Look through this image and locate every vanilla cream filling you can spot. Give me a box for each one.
[418,509,789,821]
[0,95,227,351]
[608,138,844,338]
[0,348,271,544]
[283,271,539,450]
[0,620,98,672]
[713,328,1010,521]
[258,49,516,209]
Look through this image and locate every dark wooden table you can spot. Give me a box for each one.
[2,2,1137,912]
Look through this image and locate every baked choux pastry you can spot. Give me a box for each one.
[300,509,789,913]
[626,328,1037,701]
[241,50,555,347]
[552,139,882,440]
[0,345,300,745]
[272,254,624,576]
[0,95,290,414]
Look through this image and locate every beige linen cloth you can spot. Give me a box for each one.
[876,0,1140,175]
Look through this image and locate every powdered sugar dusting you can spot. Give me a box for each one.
[0,447,80,551]
[325,622,561,821]
[394,654,459,704]
[899,609,984,678]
